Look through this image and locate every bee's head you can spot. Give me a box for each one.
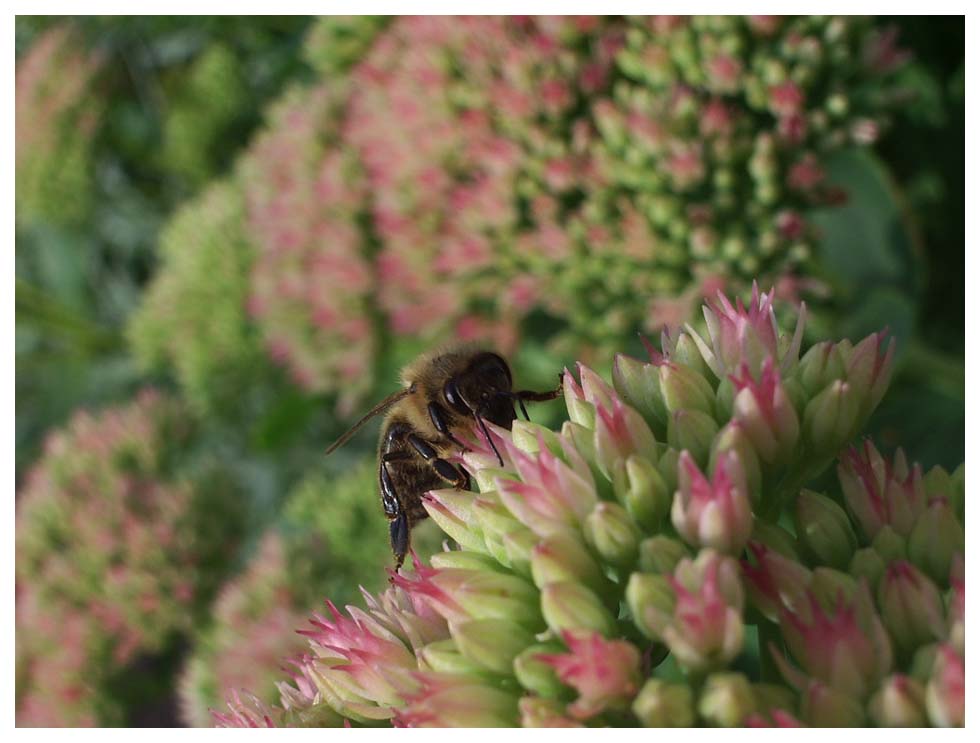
[442,351,516,429]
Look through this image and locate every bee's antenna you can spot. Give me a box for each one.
[325,386,415,456]
[474,412,504,467]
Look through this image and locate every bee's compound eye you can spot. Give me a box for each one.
[444,378,470,415]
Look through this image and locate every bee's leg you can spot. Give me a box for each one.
[406,434,469,489]
[381,455,412,570]
[426,401,468,451]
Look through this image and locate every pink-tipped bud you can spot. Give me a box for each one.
[925,645,964,727]
[877,561,946,658]
[869,674,928,727]
[838,440,926,541]
[537,630,641,720]
[730,358,800,464]
[842,330,895,420]
[741,542,812,622]
[672,451,753,555]
[907,499,964,588]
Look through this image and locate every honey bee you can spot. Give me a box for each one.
[325,343,562,570]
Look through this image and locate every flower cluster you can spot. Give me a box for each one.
[135,16,908,412]
[588,16,910,302]
[160,43,247,187]
[16,390,245,726]
[15,24,102,225]
[127,180,269,415]
[241,83,377,407]
[214,286,963,727]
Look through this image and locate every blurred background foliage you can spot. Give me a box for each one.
[15,15,962,726]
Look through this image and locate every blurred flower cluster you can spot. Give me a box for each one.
[15,24,102,225]
[177,459,444,725]
[134,15,908,414]
[15,390,246,726]
[214,287,964,727]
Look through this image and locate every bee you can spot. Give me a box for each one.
[325,343,562,570]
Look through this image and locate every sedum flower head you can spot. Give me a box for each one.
[16,391,246,726]
[211,286,962,728]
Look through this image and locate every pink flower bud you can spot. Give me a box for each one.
[730,357,800,464]
[662,551,745,672]
[672,451,752,555]
[869,674,927,727]
[776,583,892,698]
[396,673,518,727]
[838,440,926,541]
[687,283,804,379]
[842,331,895,419]
[741,542,812,622]
[537,630,641,719]
[907,499,964,588]
[877,561,946,658]
[925,645,964,727]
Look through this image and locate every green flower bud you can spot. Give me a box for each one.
[699,672,757,727]
[809,567,858,611]
[514,643,567,698]
[869,675,928,727]
[907,500,964,588]
[795,489,858,569]
[472,492,523,540]
[541,581,616,637]
[750,520,800,560]
[616,454,671,531]
[419,639,487,676]
[710,421,762,505]
[424,489,487,552]
[801,682,866,726]
[452,618,537,675]
[626,572,675,640]
[658,447,680,493]
[802,379,859,455]
[430,550,505,573]
[921,465,953,503]
[668,409,719,466]
[531,531,607,596]
[659,361,716,416]
[873,525,907,563]
[638,536,689,575]
[796,340,844,396]
[672,332,711,378]
[451,570,542,629]
[850,547,886,588]
[909,644,938,684]
[474,467,512,494]
[584,501,641,571]
[502,527,537,578]
[877,561,946,658]
[633,679,695,727]
[612,353,666,435]
[511,420,563,458]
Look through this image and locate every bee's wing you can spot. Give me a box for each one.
[324,387,414,456]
